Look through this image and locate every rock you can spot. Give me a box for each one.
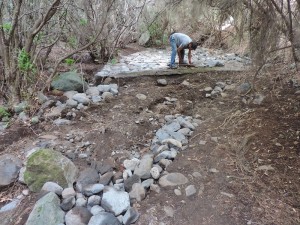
[65,206,92,225]
[97,85,111,93]
[60,196,75,211]
[0,154,22,188]
[88,195,101,207]
[158,173,189,187]
[134,154,153,179]
[53,118,71,126]
[138,30,150,46]
[51,71,88,92]
[86,87,100,96]
[129,183,146,202]
[25,192,65,225]
[142,179,154,189]
[123,207,139,225]
[72,93,90,105]
[253,93,265,105]
[150,167,161,179]
[90,205,105,215]
[164,206,174,217]
[91,159,115,175]
[88,212,121,225]
[14,101,28,114]
[123,158,140,171]
[157,79,168,86]
[23,149,78,192]
[161,138,182,149]
[124,174,141,192]
[185,185,197,197]
[176,116,195,130]
[62,187,76,199]
[76,168,99,192]
[136,93,147,100]
[41,182,63,196]
[99,172,114,185]
[83,184,104,197]
[237,82,251,94]
[101,187,130,216]
[102,92,114,102]
[0,198,22,213]
[76,197,87,207]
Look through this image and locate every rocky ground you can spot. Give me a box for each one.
[0,45,300,225]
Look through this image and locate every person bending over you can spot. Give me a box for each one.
[169,32,197,69]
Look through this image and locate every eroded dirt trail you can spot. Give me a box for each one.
[1,71,300,225]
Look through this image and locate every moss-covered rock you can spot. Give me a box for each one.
[24,149,78,192]
[51,71,88,92]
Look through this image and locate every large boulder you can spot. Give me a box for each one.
[51,71,88,92]
[24,149,78,192]
[25,192,65,225]
[0,154,22,188]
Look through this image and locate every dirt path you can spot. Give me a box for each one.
[1,70,300,225]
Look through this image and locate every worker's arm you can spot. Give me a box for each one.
[188,48,192,64]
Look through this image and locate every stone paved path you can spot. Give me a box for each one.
[95,47,251,79]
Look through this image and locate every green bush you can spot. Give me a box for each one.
[0,106,10,119]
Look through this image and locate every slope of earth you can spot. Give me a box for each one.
[1,69,300,225]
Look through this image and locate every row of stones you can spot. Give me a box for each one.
[24,114,200,225]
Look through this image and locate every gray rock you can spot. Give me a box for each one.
[136,93,147,100]
[101,187,130,216]
[253,93,265,105]
[150,167,160,179]
[65,206,92,225]
[97,85,111,93]
[157,79,168,86]
[133,154,153,179]
[76,197,87,207]
[86,87,100,96]
[25,192,65,225]
[88,195,101,207]
[62,187,76,199]
[53,118,71,126]
[150,184,160,193]
[129,183,146,202]
[76,168,99,192]
[41,182,63,196]
[162,121,181,132]
[124,174,141,192]
[0,154,22,187]
[14,101,28,114]
[66,99,78,108]
[123,207,139,225]
[142,179,154,189]
[0,197,22,213]
[90,205,105,215]
[88,212,121,225]
[64,90,78,99]
[91,160,115,175]
[161,138,182,149]
[185,185,197,197]
[99,172,114,185]
[83,184,104,197]
[158,173,189,187]
[72,93,90,105]
[237,82,251,94]
[176,116,195,130]
[60,196,75,211]
[123,158,140,171]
